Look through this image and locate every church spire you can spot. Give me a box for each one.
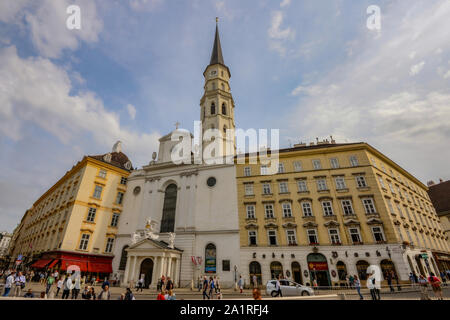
[209,17,225,66]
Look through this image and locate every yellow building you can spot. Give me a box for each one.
[236,140,449,288]
[8,142,132,278]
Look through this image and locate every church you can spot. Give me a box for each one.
[111,21,241,288]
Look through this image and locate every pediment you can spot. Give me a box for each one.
[344,219,360,226]
[127,238,182,252]
[324,220,340,227]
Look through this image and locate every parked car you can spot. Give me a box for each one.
[266,280,314,297]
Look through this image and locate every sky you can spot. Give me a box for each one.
[1,0,450,232]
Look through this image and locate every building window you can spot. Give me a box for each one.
[264,204,275,218]
[105,238,115,253]
[205,243,217,273]
[377,176,386,189]
[244,167,251,177]
[349,228,362,243]
[98,169,107,179]
[111,213,120,227]
[268,230,277,246]
[329,229,341,244]
[388,182,395,194]
[278,163,285,173]
[282,203,292,217]
[120,177,127,185]
[262,183,272,195]
[330,158,340,169]
[302,202,313,217]
[93,185,103,199]
[286,229,297,245]
[371,226,385,242]
[160,184,177,233]
[317,179,328,191]
[307,229,318,244]
[355,175,367,188]
[249,231,257,246]
[322,201,334,216]
[79,234,90,251]
[349,155,359,167]
[260,165,269,175]
[246,205,255,219]
[297,180,308,192]
[86,207,97,222]
[386,200,395,214]
[312,160,322,170]
[371,157,377,168]
[293,161,302,172]
[335,177,346,190]
[222,103,227,115]
[279,182,289,193]
[119,245,129,270]
[244,184,254,196]
[211,103,216,115]
[341,200,354,215]
[362,198,377,214]
[116,192,124,205]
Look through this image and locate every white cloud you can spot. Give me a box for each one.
[410,61,425,76]
[444,70,450,79]
[280,0,291,8]
[127,104,137,120]
[129,0,163,11]
[268,11,295,57]
[0,46,160,166]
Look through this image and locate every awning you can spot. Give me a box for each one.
[60,259,88,272]
[88,262,113,274]
[31,259,53,269]
[48,259,59,269]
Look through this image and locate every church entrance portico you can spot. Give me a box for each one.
[123,239,183,288]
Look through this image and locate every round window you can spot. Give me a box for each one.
[207,177,217,187]
[133,186,141,195]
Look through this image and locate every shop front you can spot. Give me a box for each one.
[307,253,331,288]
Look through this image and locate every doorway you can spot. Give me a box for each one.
[291,262,303,284]
[307,253,331,288]
[139,258,154,288]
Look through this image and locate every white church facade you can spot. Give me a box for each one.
[111,21,241,288]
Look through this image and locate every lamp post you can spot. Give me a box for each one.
[234,265,237,291]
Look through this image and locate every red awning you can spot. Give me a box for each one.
[88,262,113,274]
[48,259,59,269]
[60,259,88,272]
[31,259,53,269]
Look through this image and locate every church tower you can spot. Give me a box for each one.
[200,18,236,157]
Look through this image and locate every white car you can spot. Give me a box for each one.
[266,280,314,297]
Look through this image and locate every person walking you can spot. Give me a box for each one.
[418,275,431,300]
[274,276,282,297]
[61,275,72,299]
[71,274,81,299]
[45,273,55,296]
[252,275,258,289]
[137,277,144,292]
[55,278,63,297]
[2,270,15,297]
[368,272,380,300]
[238,276,244,294]
[14,271,26,297]
[124,288,135,300]
[202,276,210,300]
[354,275,363,300]
[97,285,111,300]
[209,276,215,299]
[440,271,447,287]
[409,272,416,288]
[348,275,355,289]
[386,272,394,293]
[428,272,443,300]
[166,276,174,291]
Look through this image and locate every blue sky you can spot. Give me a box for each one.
[1,0,450,232]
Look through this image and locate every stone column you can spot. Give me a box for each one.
[167,256,173,280]
[130,255,137,283]
[123,254,132,285]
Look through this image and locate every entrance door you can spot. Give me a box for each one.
[139,258,154,288]
[291,262,302,284]
[307,253,331,288]
[270,261,283,279]
[249,262,262,285]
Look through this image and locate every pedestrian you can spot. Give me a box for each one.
[39,272,45,285]
[386,272,394,293]
[252,288,262,300]
[428,272,443,300]
[81,286,90,299]
[89,286,96,300]
[101,277,110,290]
[440,271,447,287]
[202,276,209,300]
[23,289,34,298]
[238,275,244,294]
[213,276,218,293]
[274,276,283,297]
[46,273,55,295]
[137,277,144,292]
[418,275,431,300]
[348,274,354,289]
[71,274,81,299]
[409,272,416,288]
[124,288,135,300]
[197,276,202,292]
[209,276,215,299]
[216,287,223,300]
[91,276,96,286]
[97,285,111,300]
[161,275,166,289]
[354,275,363,300]
[393,271,401,291]
[252,275,258,289]
[55,278,63,297]
[157,289,165,300]
[367,272,380,300]
[14,271,26,297]
[166,276,173,291]
[167,289,176,300]
[61,275,72,299]
[2,271,15,297]
[164,289,169,300]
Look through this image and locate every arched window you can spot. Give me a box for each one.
[211,103,216,115]
[356,260,370,280]
[270,261,283,279]
[380,259,397,280]
[118,245,129,270]
[160,184,177,233]
[249,261,262,285]
[205,243,216,273]
[222,103,227,115]
[336,261,347,281]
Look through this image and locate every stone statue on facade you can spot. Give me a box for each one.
[168,232,176,249]
[144,218,159,240]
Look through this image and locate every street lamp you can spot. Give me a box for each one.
[234,265,237,291]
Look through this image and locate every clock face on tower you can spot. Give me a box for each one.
[210,70,217,76]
